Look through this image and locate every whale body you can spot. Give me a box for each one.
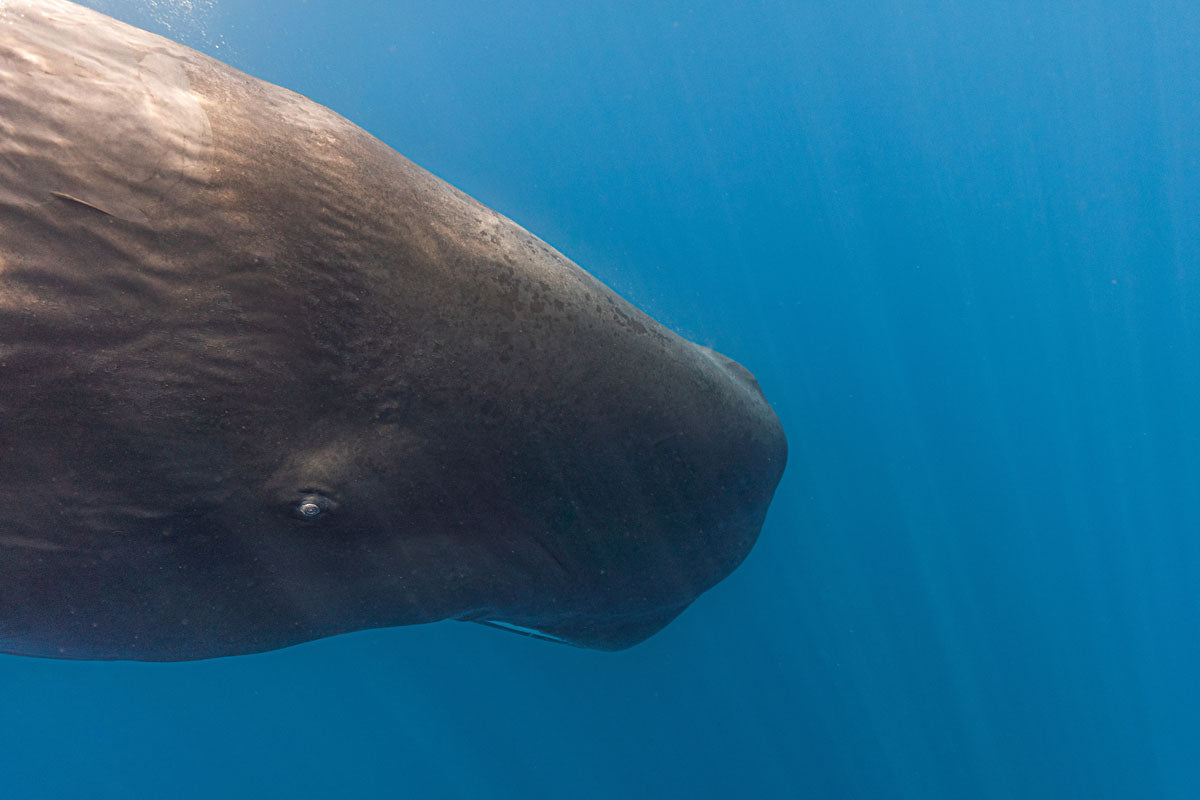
[0,0,786,660]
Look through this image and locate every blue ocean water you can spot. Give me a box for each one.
[5,0,1199,797]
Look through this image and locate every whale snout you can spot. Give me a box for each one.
[509,334,787,649]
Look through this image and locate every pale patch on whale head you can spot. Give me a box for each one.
[0,3,213,221]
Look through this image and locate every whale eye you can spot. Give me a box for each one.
[293,492,336,520]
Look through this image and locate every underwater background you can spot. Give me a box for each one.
[5,0,1199,797]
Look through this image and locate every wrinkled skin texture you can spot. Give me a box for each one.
[0,0,787,660]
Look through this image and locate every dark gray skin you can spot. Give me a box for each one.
[0,0,787,660]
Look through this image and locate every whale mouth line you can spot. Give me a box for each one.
[474,619,572,645]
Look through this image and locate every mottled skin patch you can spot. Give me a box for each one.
[0,0,786,660]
